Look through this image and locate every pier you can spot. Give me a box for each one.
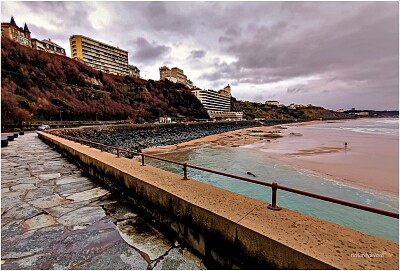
[1,132,204,269]
[35,130,399,269]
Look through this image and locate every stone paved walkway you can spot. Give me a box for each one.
[1,132,205,270]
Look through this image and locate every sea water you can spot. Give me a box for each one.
[148,118,399,243]
[303,117,399,136]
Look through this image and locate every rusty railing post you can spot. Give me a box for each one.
[141,154,145,166]
[268,182,281,211]
[182,163,188,180]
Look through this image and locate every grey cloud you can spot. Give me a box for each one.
[225,25,242,37]
[203,2,398,109]
[287,87,303,94]
[142,2,193,34]
[1,1,398,110]
[218,36,233,43]
[26,1,68,14]
[218,24,242,44]
[132,37,171,64]
[253,94,264,101]
[187,50,206,60]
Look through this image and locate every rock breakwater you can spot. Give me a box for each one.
[60,122,260,154]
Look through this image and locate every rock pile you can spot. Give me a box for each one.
[64,122,258,153]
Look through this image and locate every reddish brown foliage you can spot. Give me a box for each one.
[1,38,208,123]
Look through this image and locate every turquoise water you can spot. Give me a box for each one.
[147,119,399,243]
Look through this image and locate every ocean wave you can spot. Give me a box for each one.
[338,127,397,136]
[375,119,399,124]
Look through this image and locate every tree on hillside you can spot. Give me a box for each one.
[1,37,209,124]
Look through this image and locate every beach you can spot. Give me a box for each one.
[144,119,399,196]
[143,121,322,154]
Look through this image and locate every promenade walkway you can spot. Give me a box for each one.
[1,132,204,269]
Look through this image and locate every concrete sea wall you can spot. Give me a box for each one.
[38,131,399,269]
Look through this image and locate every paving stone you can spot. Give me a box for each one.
[56,175,88,185]
[37,179,56,187]
[102,201,138,222]
[154,247,205,270]
[1,226,64,259]
[66,187,110,202]
[1,221,26,242]
[1,182,16,189]
[37,173,61,180]
[45,228,122,269]
[29,194,68,209]
[46,201,90,218]
[22,214,57,230]
[10,183,36,190]
[92,192,120,206]
[117,217,172,261]
[57,206,107,226]
[2,202,41,220]
[1,132,205,270]
[55,181,96,196]
[1,253,50,270]
[76,241,148,270]
[25,187,55,200]
[18,178,41,185]
[2,191,28,213]
[1,175,29,183]
[1,162,19,167]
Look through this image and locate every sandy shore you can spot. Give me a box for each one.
[144,120,323,155]
[144,120,399,196]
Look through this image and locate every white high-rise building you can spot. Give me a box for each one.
[191,89,231,112]
[191,87,243,120]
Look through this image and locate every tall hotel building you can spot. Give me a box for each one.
[192,85,243,120]
[191,89,231,112]
[70,35,129,75]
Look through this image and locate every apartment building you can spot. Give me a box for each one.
[192,86,243,120]
[70,35,129,75]
[159,66,193,88]
[1,16,31,47]
[32,38,66,56]
[129,65,140,78]
[191,89,231,112]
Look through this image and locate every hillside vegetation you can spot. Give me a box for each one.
[233,99,348,120]
[1,38,208,125]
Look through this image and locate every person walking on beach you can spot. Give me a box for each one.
[344,142,348,150]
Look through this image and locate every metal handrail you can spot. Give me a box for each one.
[50,131,399,219]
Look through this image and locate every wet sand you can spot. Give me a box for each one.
[256,122,399,196]
[144,120,399,196]
[144,121,322,155]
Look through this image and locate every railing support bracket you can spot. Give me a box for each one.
[267,182,281,211]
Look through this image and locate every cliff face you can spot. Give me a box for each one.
[1,38,209,124]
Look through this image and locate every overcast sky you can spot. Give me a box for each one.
[2,1,399,110]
